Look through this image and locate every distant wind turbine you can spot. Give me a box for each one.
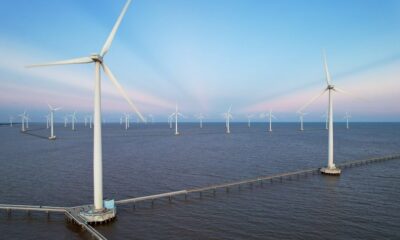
[63,115,68,128]
[26,0,145,221]
[195,113,205,128]
[168,115,172,129]
[70,112,77,131]
[45,115,50,129]
[223,106,233,134]
[148,114,154,124]
[48,104,61,140]
[246,114,254,128]
[322,111,328,130]
[169,104,184,135]
[298,112,307,131]
[19,111,27,132]
[260,110,276,132]
[344,112,351,129]
[9,115,13,127]
[298,51,350,175]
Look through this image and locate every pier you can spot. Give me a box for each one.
[1,153,399,240]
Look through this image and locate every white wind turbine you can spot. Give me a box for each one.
[63,115,68,128]
[223,106,233,134]
[119,115,123,125]
[195,113,205,128]
[19,111,27,132]
[84,116,88,127]
[344,112,351,129]
[70,112,77,131]
[298,51,349,175]
[322,111,328,130]
[25,115,30,129]
[48,104,61,140]
[298,112,307,131]
[124,113,130,130]
[246,114,254,128]
[168,115,173,129]
[169,104,184,135]
[260,110,276,132]
[9,115,14,127]
[26,0,145,222]
[45,115,50,129]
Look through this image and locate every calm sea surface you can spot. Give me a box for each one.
[0,122,399,239]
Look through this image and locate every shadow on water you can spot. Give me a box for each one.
[22,128,49,140]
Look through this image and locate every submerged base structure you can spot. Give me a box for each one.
[320,167,341,175]
[79,200,116,224]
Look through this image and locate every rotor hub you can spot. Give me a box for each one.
[91,54,103,63]
[328,85,334,89]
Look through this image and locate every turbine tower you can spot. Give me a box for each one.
[195,113,205,128]
[48,104,61,140]
[169,104,183,135]
[27,0,145,223]
[19,111,27,132]
[63,115,68,128]
[246,114,254,128]
[70,112,77,131]
[298,112,307,131]
[260,110,276,132]
[9,115,13,127]
[45,115,50,129]
[168,115,172,129]
[298,51,349,176]
[322,111,328,130]
[344,112,351,129]
[223,106,233,134]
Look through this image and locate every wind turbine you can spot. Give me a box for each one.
[89,115,93,129]
[246,114,254,128]
[48,104,61,140]
[25,115,30,129]
[260,110,276,132]
[124,113,130,130]
[168,115,173,129]
[19,111,27,132]
[169,104,184,135]
[298,51,349,176]
[119,115,123,125]
[195,113,205,128]
[45,115,50,129]
[26,0,145,222]
[70,112,77,131]
[344,112,351,129]
[63,115,68,128]
[9,115,13,127]
[223,106,233,134]
[298,112,307,131]
[322,111,328,130]
[84,116,88,127]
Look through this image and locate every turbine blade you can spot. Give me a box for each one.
[100,0,132,57]
[47,103,53,110]
[26,57,93,68]
[322,50,332,85]
[334,87,365,101]
[102,63,146,122]
[298,88,328,113]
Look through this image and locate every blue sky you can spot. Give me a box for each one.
[0,0,399,122]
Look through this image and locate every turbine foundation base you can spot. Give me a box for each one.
[320,167,341,175]
[49,136,56,140]
[79,206,116,224]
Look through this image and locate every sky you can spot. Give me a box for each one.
[0,0,399,122]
